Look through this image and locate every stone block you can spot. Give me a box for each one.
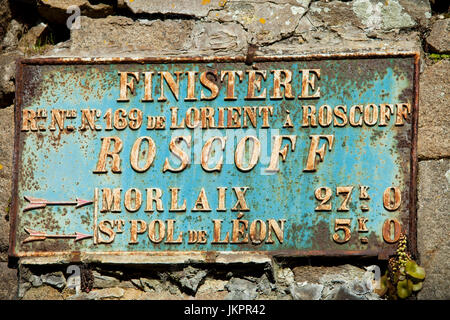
[191,22,249,55]
[0,52,20,107]
[69,16,195,55]
[290,282,323,300]
[292,264,366,284]
[123,0,225,18]
[1,19,25,52]
[426,18,450,53]
[41,272,66,290]
[417,159,450,299]
[225,277,258,300]
[208,0,309,45]
[0,103,14,258]
[352,0,416,31]
[169,266,207,294]
[0,262,17,299]
[418,60,450,159]
[22,285,63,300]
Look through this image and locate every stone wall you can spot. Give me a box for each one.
[0,0,448,300]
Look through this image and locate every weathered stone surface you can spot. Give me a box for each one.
[123,0,224,17]
[22,285,63,300]
[37,0,114,25]
[64,15,251,56]
[0,52,20,108]
[136,291,186,300]
[291,264,380,300]
[49,2,421,58]
[130,278,143,290]
[41,272,66,290]
[301,0,424,40]
[66,291,97,300]
[352,0,416,30]
[1,19,25,51]
[0,262,17,299]
[30,274,43,287]
[194,290,229,300]
[418,59,450,159]
[91,271,135,289]
[256,274,275,295]
[140,278,164,292]
[67,287,125,300]
[197,278,227,294]
[17,23,49,53]
[324,285,367,300]
[95,287,125,300]
[92,271,135,288]
[348,279,371,295]
[169,266,207,294]
[330,24,368,41]
[122,288,145,300]
[0,0,11,43]
[398,0,431,26]
[208,0,309,45]
[264,25,420,56]
[332,280,380,300]
[69,16,195,55]
[426,19,450,53]
[417,159,450,300]
[290,282,323,300]
[18,281,31,298]
[275,267,295,288]
[0,103,14,257]
[191,22,249,55]
[309,0,364,30]
[293,264,367,284]
[166,281,183,296]
[225,277,258,300]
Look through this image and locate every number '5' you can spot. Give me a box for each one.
[332,218,351,243]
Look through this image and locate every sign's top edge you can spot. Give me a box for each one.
[18,51,420,65]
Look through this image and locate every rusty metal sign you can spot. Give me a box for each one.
[9,53,419,264]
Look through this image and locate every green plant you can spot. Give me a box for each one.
[34,33,54,52]
[375,234,426,299]
[24,33,55,56]
[429,53,450,61]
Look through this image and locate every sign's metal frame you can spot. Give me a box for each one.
[9,52,420,265]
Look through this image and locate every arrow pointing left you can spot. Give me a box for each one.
[23,228,93,243]
[23,196,93,212]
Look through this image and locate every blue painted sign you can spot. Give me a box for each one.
[10,54,419,263]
